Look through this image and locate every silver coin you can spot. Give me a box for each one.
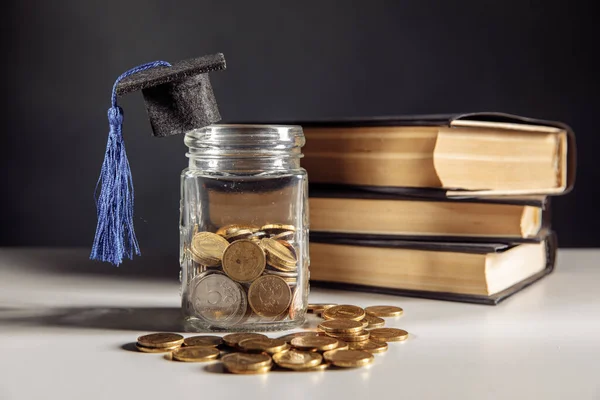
[191,272,247,326]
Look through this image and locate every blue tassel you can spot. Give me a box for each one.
[91,61,171,265]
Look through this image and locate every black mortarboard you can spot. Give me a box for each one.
[91,53,227,266]
[116,53,226,137]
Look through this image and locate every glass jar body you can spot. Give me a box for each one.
[179,125,309,332]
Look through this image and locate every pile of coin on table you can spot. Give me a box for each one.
[185,223,303,327]
[133,304,408,373]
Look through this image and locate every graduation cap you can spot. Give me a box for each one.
[91,53,227,265]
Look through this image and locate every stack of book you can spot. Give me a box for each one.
[299,112,576,304]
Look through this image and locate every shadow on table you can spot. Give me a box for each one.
[0,306,185,332]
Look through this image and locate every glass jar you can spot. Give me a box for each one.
[179,125,309,332]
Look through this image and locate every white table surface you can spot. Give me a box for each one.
[0,248,598,400]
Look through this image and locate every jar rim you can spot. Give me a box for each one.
[185,124,305,154]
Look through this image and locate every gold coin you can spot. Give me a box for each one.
[216,224,259,237]
[365,305,404,317]
[323,349,374,368]
[333,340,349,351]
[248,275,292,317]
[172,346,220,362]
[222,240,266,283]
[291,336,339,352]
[260,238,297,270]
[322,305,366,321]
[190,232,229,266]
[272,350,323,370]
[137,333,184,348]
[226,365,271,374]
[325,330,370,342]
[135,343,181,353]
[277,331,321,343]
[271,231,295,241]
[221,352,272,372]
[238,338,289,354]
[369,328,409,342]
[307,303,337,314]
[247,231,267,242]
[348,340,388,354]
[225,229,257,242]
[318,319,364,334]
[364,314,386,329]
[360,320,369,329]
[183,335,223,347]
[261,224,296,235]
[222,333,268,348]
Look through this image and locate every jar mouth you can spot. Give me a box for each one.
[185,124,305,157]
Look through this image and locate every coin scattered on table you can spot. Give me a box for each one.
[183,335,223,347]
[172,346,220,362]
[369,328,409,342]
[322,305,366,321]
[130,301,409,374]
[307,303,337,314]
[323,349,374,368]
[365,305,404,318]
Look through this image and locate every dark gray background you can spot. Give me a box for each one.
[2,0,598,256]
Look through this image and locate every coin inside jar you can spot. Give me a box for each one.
[248,275,292,317]
[270,231,295,241]
[261,224,296,235]
[171,346,220,362]
[272,350,323,370]
[260,238,297,271]
[216,224,259,238]
[222,240,266,283]
[189,232,229,266]
[322,305,366,321]
[225,229,257,242]
[191,273,248,326]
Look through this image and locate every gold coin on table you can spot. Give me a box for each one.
[333,340,349,351]
[363,314,386,329]
[135,343,181,353]
[222,239,266,283]
[277,331,321,344]
[348,340,388,354]
[238,338,289,354]
[222,333,268,348]
[307,303,337,314]
[369,328,409,342]
[260,238,297,270]
[183,335,223,347]
[189,232,229,266]
[272,350,323,370]
[322,305,366,321]
[226,365,272,375]
[221,352,272,373]
[365,305,404,318]
[216,224,260,238]
[291,336,339,352]
[318,319,364,334]
[325,330,370,342]
[137,333,184,348]
[270,231,295,241]
[248,275,292,317]
[172,346,220,362]
[261,224,296,235]
[323,349,374,368]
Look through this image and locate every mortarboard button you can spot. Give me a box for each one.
[116,53,226,137]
